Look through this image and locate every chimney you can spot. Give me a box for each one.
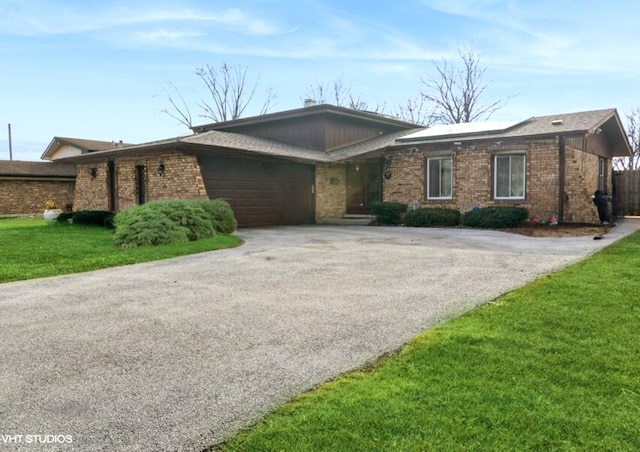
[304,99,317,108]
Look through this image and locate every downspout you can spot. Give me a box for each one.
[558,136,565,222]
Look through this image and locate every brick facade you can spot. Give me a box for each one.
[383,137,610,224]
[315,163,347,220]
[0,179,75,215]
[74,152,208,212]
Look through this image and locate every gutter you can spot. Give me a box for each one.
[558,136,565,222]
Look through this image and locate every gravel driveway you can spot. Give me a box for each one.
[1,221,639,451]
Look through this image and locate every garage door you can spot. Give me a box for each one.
[199,156,315,227]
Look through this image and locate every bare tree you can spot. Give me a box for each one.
[160,63,277,128]
[420,45,510,124]
[393,95,435,126]
[159,82,194,129]
[304,74,384,113]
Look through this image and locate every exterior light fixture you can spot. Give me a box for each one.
[89,167,97,180]
[157,163,165,176]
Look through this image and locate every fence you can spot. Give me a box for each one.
[613,170,640,216]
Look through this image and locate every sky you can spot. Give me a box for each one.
[1,0,639,161]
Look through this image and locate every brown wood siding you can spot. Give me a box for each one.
[199,156,315,227]
[222,116,402,151]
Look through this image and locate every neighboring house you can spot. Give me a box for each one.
[41,137,129,161]
[55,104,631,227]
[0,161,76,215]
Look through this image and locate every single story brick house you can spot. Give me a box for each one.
[0,160,76,215]
[53,104,631,226]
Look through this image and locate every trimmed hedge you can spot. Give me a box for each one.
[370,201,408,225]
[404,207,461,227]
[113,199,237,249]
[462,206,528,228]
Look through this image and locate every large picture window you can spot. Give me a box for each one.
[426,156,453,199]
[494,153,525,199]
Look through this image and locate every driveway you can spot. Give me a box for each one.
[1,221,639,451]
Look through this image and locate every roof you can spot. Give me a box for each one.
[41,137,131,160]
[60,128,418,164]
[55,107,632,164]
[0,160,76,178]
[191,103,418,133]
[395,108,632,157]
[401,121,517,141]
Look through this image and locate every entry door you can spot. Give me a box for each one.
[346,161,382,214]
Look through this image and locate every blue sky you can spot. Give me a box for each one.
[1,0,639,161]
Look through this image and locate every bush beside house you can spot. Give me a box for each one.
[405,208,461,227]
[371,201,408,225]
[113,199,237,249]
[462,206,528,229]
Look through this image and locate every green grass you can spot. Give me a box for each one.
[221,232,640,451]
[0,217,241,283]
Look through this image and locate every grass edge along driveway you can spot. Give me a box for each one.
[0,218,241,283]
[221,231,640,451]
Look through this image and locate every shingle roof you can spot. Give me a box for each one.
[0,160,76,178]
[182,131,327,162]
[327,129,420,160]
[394,108,631,157]
[55,137,128,151]
[41,137,132,160]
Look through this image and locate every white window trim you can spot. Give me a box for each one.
[494,152,526,200]
[426,155,453,200]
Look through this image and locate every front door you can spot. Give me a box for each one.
[346,160,382,214]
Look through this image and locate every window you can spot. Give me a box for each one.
[494,153,525,199]
[426,156,453,199]
[598,158,606,191]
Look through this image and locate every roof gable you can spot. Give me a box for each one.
[41,137,131,161]
[191,104,418,151]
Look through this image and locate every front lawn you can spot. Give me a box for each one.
[221,231,640,451]
[0,217,241,283]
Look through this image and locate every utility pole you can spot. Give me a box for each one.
[8,123,13,160]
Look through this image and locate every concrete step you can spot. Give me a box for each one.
[319,214,374,226]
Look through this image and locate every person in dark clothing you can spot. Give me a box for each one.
[592,190,609,224]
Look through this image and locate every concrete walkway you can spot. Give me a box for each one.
[1,220,639,451]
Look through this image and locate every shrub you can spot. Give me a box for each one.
[72,210,115,228]
[141,200,215,241]
[113,207,191,249]
[462,206,528,229]
[370,201,408,225]
[55,212,74,224]
[192,199,237,234]
[113,200,219,249]
[55,210,115,228]
[404,208,461,227]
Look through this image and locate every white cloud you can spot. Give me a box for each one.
[0,2,288,37]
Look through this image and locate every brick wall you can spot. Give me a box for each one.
[74,152,208,212]
[0,179,75,215]
[74,162,111,211]
[383,137,605,224]
[315,163,346,220]
[563,146,602,223]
